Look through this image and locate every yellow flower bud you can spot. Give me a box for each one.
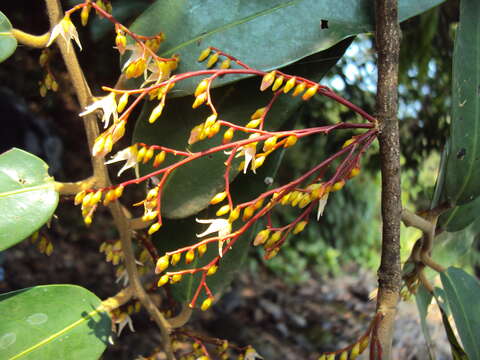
[284,135,298,148]
[292,82,306,97]
[271,75,284,91]
[149,102,164,124]
[114,185,124,199]
[342,138,355,148]
[91,190,103,205]
[253,229,270,246]
[280,192,291,205]
[293,221,308,234]
[104,135,113,154]
[195,79,209,98]
[251,107,266,120]
[170,274,182,283]
[210,191,227,205]
[45,242,54,256]
[265,248,279,260]
[74,191,86,206]
[242,205,255,221]
[115,33,127,54]
[220,58,231,69]
[349,167,361,178]
[260,71,276,91]
[155,255,170,274]
[246,119,261,129]
[318,355,326,360]
[201,297,213,311]
[84,215,93,226]
[153,151,166,168]
[81,5,91,26]
[205,114,218,127]
[137,146,147,162]
[207,265,218,276]
[185,249,195,264]
[359,336,369,352]
[350,343,360,359]
[263,136,278,152]
[112,120,126,143]
[223,128,234,144]
[157,274,169,287]
[331,180,345,192]
[283,77,296,93]
[339,351,347,360]
[171,253,181,266]
[143,146,155,164]
[192,92,207,109]
[298,194,311,208]
[208,121,220,138]
[229,207,240,222]
[302,84,319,100]
[82,192,93,208]
[253,155,266,171]
[216,204,231,216]
[198,243,207,257]
[148,222,162,235]
[206,52,219,68]
[197,47,211,62]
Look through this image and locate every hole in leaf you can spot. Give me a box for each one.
[457,148,466,160]
[321,19,329,29]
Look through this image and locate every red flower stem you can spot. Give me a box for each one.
[210,47,251,70]
[224,145,239,210]
[136,143,190,157]
[260,90,282,130]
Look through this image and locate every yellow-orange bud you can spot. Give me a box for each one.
[284,135,298,148]
[205,114,218,127]
[246,119,261,129]
[208,121,220,138]
[223,128,234,144]
[115,33,127,54]
[350,343,360,359]
[253,229,270,246]
[207,265,218,276]
[143,146,154,164]
[185,249,195,264]
[359,336,369,352]
[342,138,355,148]
[228,207,240,222]
[265,248,279,260]
[331,180,345,192]
[253,155,266,171]
[198,243,207,257]
[197,48,211,62]
[283,77,296,93]
[298,194,311,208]
[293,221,308,234]
[170,274,182,283]
[171,253,181,266]
[153,151,166,168]
[74,191,86,205]
[201,297,213,311]
[104,135,113,154]
[91,190,103,205]
[271,75,284,91]
[157,275,169,287]
[242,205,255,221]
[155,255,170,274]
[192,93,207,109]
[210,191,227,205]
[263,136,278,152]
[149,102,164,124]
[349,167,361,178]
[148,222,162,235]
[81,5,90,26]
[195,79,209,97]
[114,185,124,199]
[260,71,276,91]
[137,146,147,162]
[220,58,231,69]
[206,52,219,68]
[216,204,231,216]
[339,351,348,360]
[251,107,266,120]
[292,82,306,97]
[302,84,319,100]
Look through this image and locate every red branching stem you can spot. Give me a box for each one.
[210,47,251,69]
[260,90,282,130]
[136,143,190,157]
[224,145,239,210]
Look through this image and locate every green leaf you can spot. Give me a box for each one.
[0,285,111,360]
[439,197,480,232]
[0,148,59,251]
[415,285,435,360]
[128,0,445,96]
[0,11,17,63]
[440,267,480,360]
[133,39,352,219]
[444,0,480,205]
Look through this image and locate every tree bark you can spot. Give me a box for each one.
[375,0,402,359]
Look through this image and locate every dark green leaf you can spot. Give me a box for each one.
[0,11,17,63]
[439,197,480,232]
[0,148,59,251]
[0,285,111,360]
[444,0,480,205]
[133,40,352,219]
[128,0,445,95]
[415,285,435,360]
[440,267,480,360]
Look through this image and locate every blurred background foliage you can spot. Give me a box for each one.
[1,0,477,285]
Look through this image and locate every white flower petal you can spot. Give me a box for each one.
[317,193,329,220]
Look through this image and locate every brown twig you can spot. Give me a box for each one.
[374,0,402,358]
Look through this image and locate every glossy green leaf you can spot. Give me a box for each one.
[153,143,286,304]
[440,267,480,360]
[0,285,111,360]
[0,148,59,251]
[0,11,17,63]
[444,0,480,205]
[128,0,445,96]
[439,196,480,232]
[133,39,352,219]
[415,285,435,360]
